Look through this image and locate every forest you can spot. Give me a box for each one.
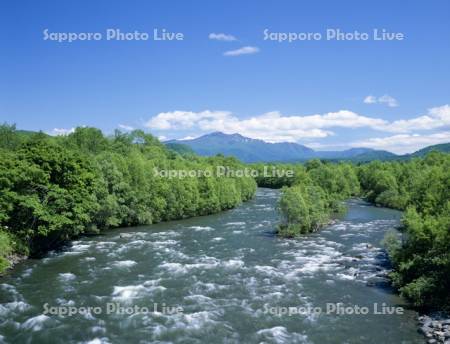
[0,124,448,312]
[0,124,256,268]
[358,153,450,311]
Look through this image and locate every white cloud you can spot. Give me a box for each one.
[383,104,450,133]
[305,142,345,150]
[118,124,134,131]
[363,94,398,107]
[378,95,398,107]
[363,95,377,104]
[179,135,201,141]
[145,104,450,147]
[208,33,237,42]
[350,131,450,154]
[223,46,259,56]
[50,128,75,136]
[157,135,167,141]
[146,110,232,130]
[145,109,388,142]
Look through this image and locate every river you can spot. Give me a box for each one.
[0,188,423,343]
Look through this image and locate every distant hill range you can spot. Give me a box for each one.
[165,132,449,163]
[408,142,450,157]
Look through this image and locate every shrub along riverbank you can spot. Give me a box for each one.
[358,153,450,311]
[266,154,450,312]
[0,125,256,271]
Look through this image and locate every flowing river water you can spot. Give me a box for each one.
[0,188,424,343]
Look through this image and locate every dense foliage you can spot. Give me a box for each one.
[274,161,360,237]
[358,152,450,311]
[0,125,256,269]
[0,230,13,272]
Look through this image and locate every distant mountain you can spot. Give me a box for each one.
[312,148,397,161]
[165,132,398,163]
[166,132,315,162]
[409,143,450,157]
[165,142,196,156]
[344,150,398,162]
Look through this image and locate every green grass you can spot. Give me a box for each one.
[0,230,13,273]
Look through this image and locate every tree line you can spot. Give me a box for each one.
[0,125,256,269]
[358,152,450,311]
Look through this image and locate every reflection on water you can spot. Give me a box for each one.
[0,189,423,343]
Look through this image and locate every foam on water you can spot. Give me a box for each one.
[83,257,96,262]
[21,314,51,331]
[111,281,166,302]
[0,193,422,343]
[0,301,31,317]
[112,260,137,268]
[84,338,111,344]
[159,262,189,275]
[225,222,246,226]
[58,273,76,282]
[190,226,214,232]
[256,326,308,344]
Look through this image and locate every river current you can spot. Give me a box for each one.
[0,188,423,343]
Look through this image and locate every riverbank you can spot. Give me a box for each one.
[0,194,257,276]
[1,192,443,343]
[0,190,424,343]
[0,126,257,276]
[418,315,450,343]
[0,253,27,276]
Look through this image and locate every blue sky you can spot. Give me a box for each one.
[1,0,449,153]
